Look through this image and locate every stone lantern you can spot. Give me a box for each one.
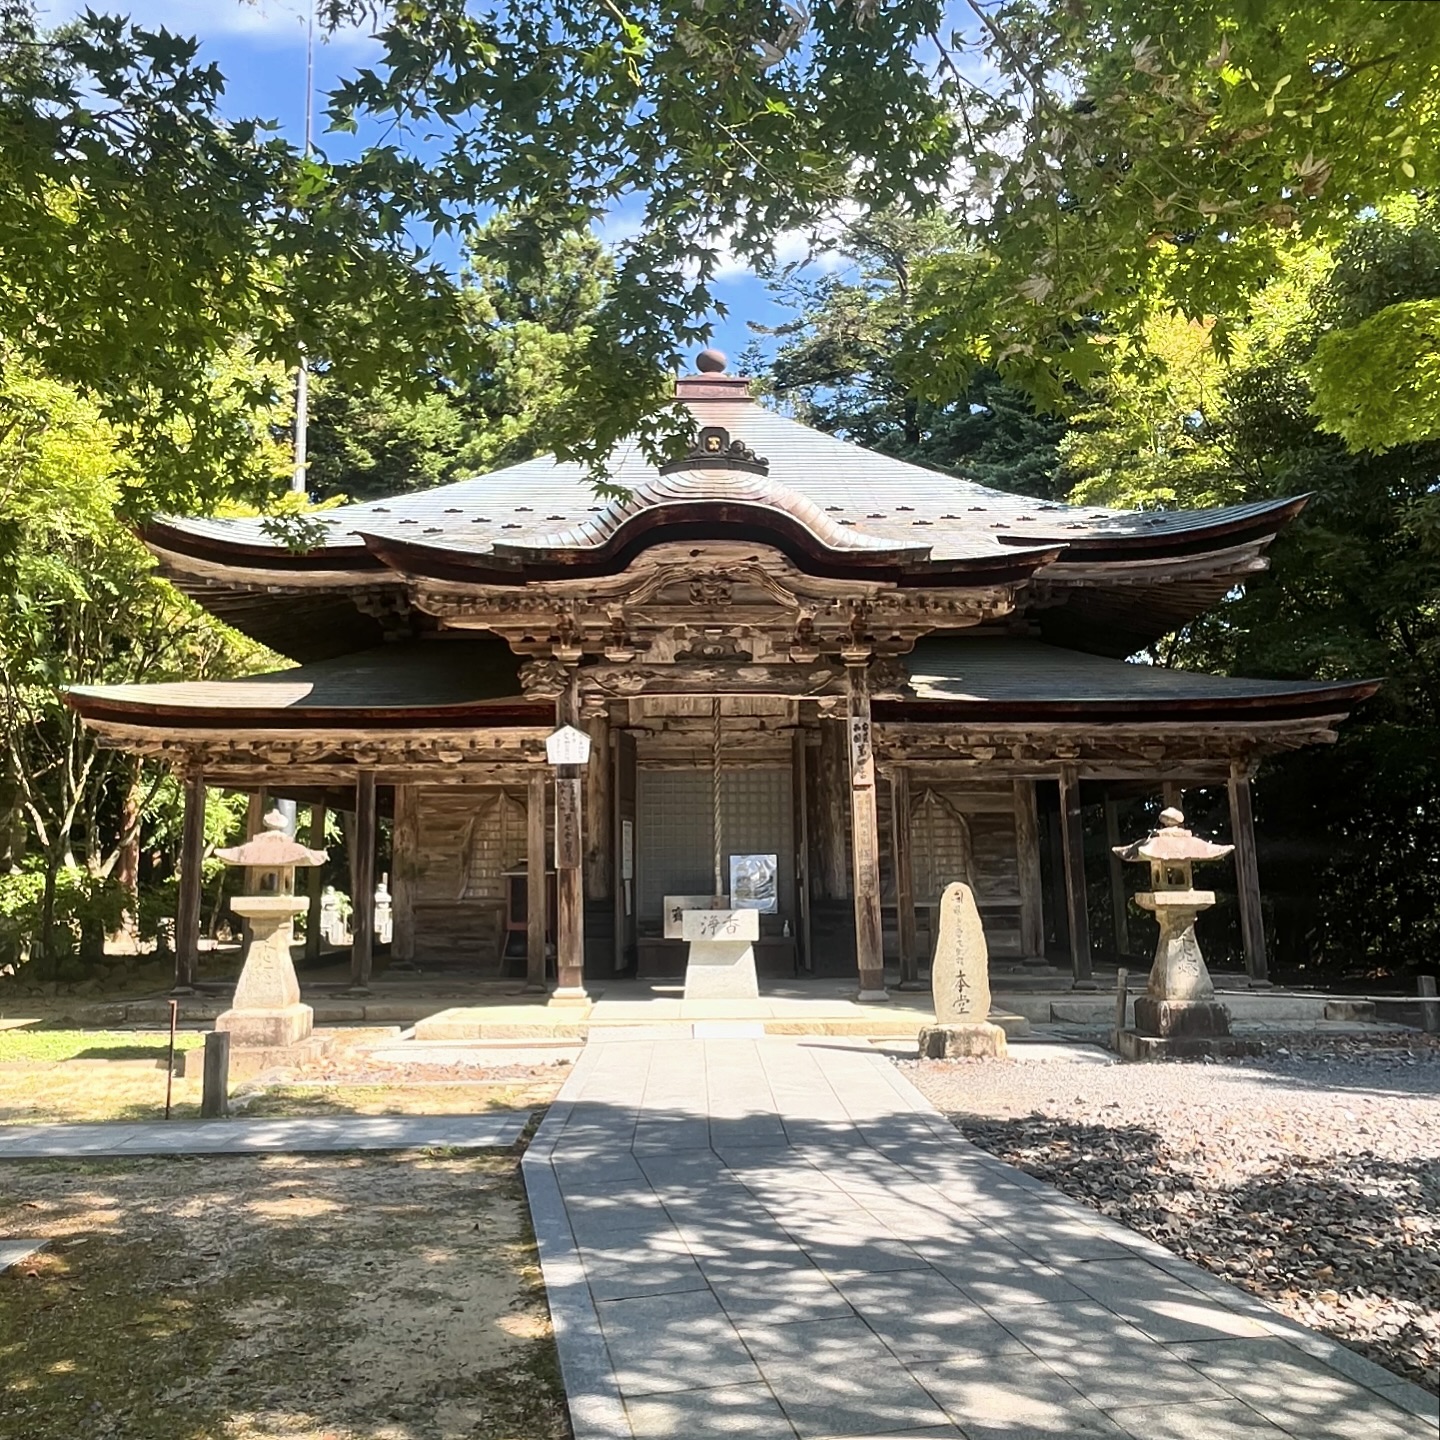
[214,809,327,1050]
[1112,807,1258,1060]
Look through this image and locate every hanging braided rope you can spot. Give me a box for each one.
[712,697,724,896]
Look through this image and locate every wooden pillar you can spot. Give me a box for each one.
[350,771,376,988]
[847,662,887,1000]
[815,718,851,900]
[1013,779,1044,961]
[1104,795,1131,957]
[174,769,205,990]
[1058,765,1093,984]
[793,730,813,972]
[304,802,327,964]
[527,769,548,992]
[552,686,589,1002]
[1163,781,1183,811]
[390,787,416,966]
[1227,761,1270,985]
[584,711,612,900]
[890,766,919,986]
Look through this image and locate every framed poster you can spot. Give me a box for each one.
[730,853,778,913]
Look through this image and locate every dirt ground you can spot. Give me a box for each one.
[0,1148,570,1440]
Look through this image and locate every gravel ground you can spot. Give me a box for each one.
[901,1032,1440,1397]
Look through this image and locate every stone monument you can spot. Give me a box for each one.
[213,810,327,1052]
[917,881,1008,1058]
[1113,807,1260,1060]
[681,907,760,1000]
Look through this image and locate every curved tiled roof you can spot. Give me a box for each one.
[145,389,1305,572]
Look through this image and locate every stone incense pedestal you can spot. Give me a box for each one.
[186,809,332,1080]
[682,907,760,1001]
[216,895,314,1048]
[918,881,1008,1059]
[1114,809,1261,1062]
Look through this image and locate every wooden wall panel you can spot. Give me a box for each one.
[402,783,539,970]
[905,782,1022,958]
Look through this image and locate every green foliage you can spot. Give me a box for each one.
[1068,212,1440,978]
[0,865,125,971]
[307,222,617,501]
[0,2,468,513]
[911,2,1440,414]
[320,0,957,463]
[752,210,1067,496]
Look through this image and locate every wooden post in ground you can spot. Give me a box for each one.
[175,769,206,991]
[1013,779,1044,962]
[1104,795,1131,958]
[304,802,326,965]
[1163,781,1183,812]
[527,769,548,992]
[1227,761,1270,986]
[350,771,377,988]
[1058,765,1093,985]
[846,659,887,1000]
[200,1031,230,1118]
[1417,975,1437,1034]
[890,766,919,987]
[1114,967,1129,1044]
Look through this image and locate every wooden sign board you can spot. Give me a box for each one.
[555,777,583,869]
[546,725,592,767]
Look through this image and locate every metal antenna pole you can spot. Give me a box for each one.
[290,0,316,495]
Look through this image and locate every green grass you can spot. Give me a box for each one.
[0,1027,205,1064]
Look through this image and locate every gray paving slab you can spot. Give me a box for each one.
[0,1239,46,1271]
[0,1113,529,1158]
[522,1036,1438,1440]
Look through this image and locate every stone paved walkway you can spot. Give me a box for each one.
[0,1112,529,1158]
[523,1037,1437,1440]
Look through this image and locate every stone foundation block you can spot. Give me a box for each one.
[1133,997,1232,1039]
[215,1002,314,1050]
[1116,1029,1263,1062]
[918,1021,1008,1059]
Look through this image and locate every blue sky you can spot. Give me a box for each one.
[41,0,828,370]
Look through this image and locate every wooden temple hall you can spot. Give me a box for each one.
[67,352,1376,1001]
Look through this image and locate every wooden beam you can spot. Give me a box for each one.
[1058,764,1093,984]
[174,770,205,990]
[527,769,548,992]
[1227,761,1270,985]
[1013,779,1044,961]
[847,664,887,1000]
[304,802,326,965]
[890,766,919,986]
[1104,796,1131,957]
[350,771,377,988]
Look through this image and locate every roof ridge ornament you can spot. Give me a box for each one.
[658,424,769,477]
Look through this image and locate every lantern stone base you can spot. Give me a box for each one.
[918,1021,1008,1059]
[181,1030,332,1080]
[1117,1029,1263,1062]
[215,1002,314,1050]
[1133,996,1233,1039]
